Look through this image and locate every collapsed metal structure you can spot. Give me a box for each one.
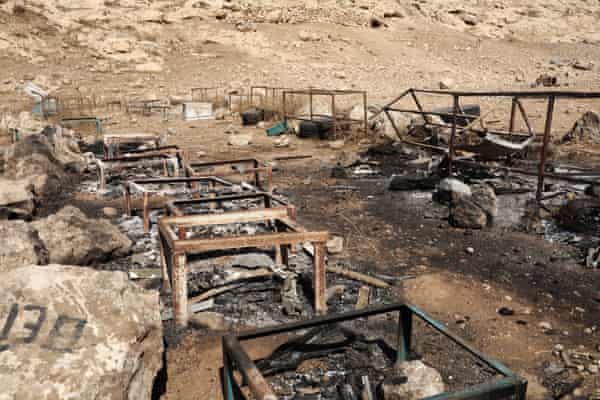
[381,89,600,200]
[222,303,528,400]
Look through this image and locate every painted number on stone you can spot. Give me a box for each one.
[0,303,87,353]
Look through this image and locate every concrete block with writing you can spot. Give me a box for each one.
[0,265,163,400]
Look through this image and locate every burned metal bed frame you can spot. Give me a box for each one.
[158,207,329,327]
[96,147,184,191]
[125,176,238,232]
[283,88,368,137]
[165,191,295,219]
[184,158,274,193]
[103,132,163,158]
[381,88,600,201]
[222,302,528,400]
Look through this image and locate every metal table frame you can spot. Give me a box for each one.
[158,207,329,327]
[222,303,528,400]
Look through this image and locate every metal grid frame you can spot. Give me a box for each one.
[125,176,236,232]
[381,88,600,201]
[165,191,295,219]
[283,88,368,138]
[184,158,274,193]
[158,207,329,327]
[222,303,528,400]
[96,148,184,191]
[102,132,163,159]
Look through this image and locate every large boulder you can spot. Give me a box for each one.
[435,178,471,203]
[381,360,446,399]
[449,197,488,229]
[0,177,36,218]
[561,111,600,144]
[0,220,48,273]
[32,206,132,265]
[445,182,497,229]
[0,265,163,400]
[1,134,70,196]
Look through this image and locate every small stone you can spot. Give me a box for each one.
[102,207,118,217]
[498,307,514,316]
[554,344,564,352]
[584,327,593,335]
[538,321,553,331]
[228,134,252,147]
[329,139,345,149]
[264,9,283,23]
[135,62,163,73]
[334,71,346,80]
[326,236,344,254]
[439,78,455,90]
[587,364,599,374]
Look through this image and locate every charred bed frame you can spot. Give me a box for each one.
[381,89,600,201]
[124,176,236,232]
[222,303,528,400]
[96,146,184,191]
[184,158,274,193]
[158,207,329,327]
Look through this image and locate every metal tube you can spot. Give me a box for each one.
[509,97,517,134]
[410,89,432,124]
[448,95,460,176]
[537,96,556,201]
[173,252,188,328]
[363,91,368,134]
[222,336,278,400]
[397,305,412,362]
[313,242,327,315]
[515,98,535,137]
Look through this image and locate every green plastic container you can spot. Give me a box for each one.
[266,121,287,136]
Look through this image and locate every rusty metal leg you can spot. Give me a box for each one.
[537,96,556,201]
[125,184,132,216]
[448,95,459,177]
[509,97,517,134]
[397,306,412,362]
[143,192,150,233]
[158,232,171,291]
[172,252,188,328]
[363,91,368,134]
[280,245,289,267]
[313,242,326,315]
[222,347,236,400]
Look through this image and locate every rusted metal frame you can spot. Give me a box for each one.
[98,154,177,191]
[282,88,368,135]
[514,98,535,137]
[171,229,329,252]
[160,207,291,228]
[537,96,556,201]
[409,88,433,125]
[447,95,460,176]
[386,107,479,123]
[224,303,526,400]
[190,87,219,102]
[186,159,273,193]
[412,88,600,99]
[509,97,517,134]
[159,211,328,327]
[228,93,251,112]
[370,89,413,120]
[103,133,161,159]
[126,176,236,232]
[285,89,366,95]
[223,336,278,400]
[165,192,288,217]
